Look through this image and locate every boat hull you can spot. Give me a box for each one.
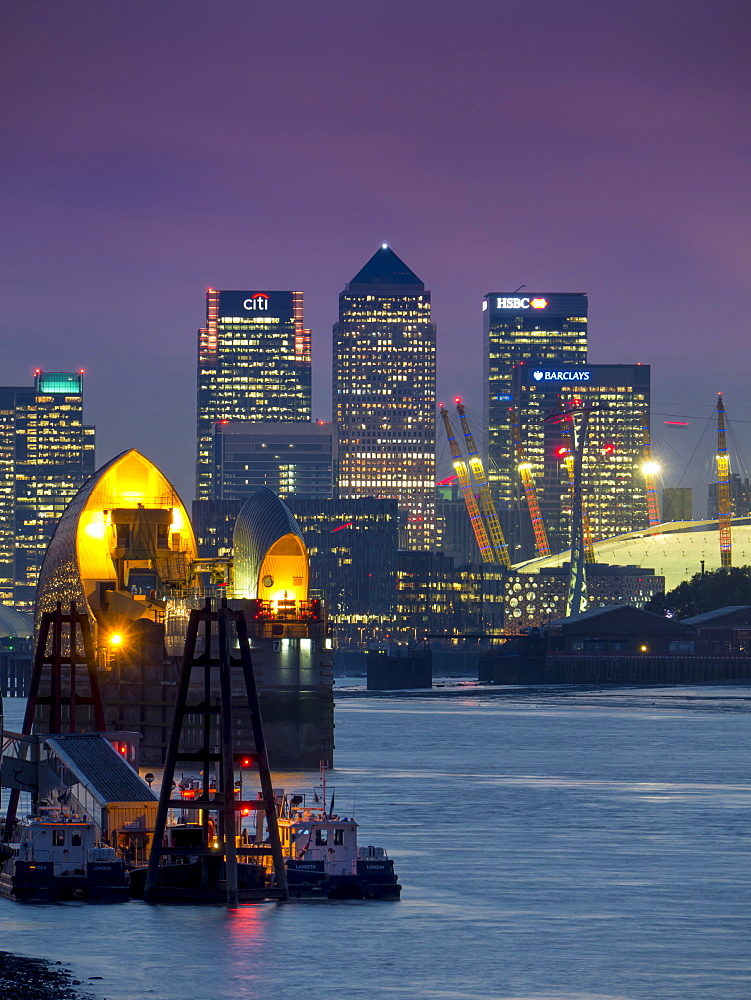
[286,857,401,900]
[0,859,130,902]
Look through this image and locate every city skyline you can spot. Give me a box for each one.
[3,1,749,507]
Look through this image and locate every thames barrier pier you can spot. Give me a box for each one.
[33,450,334,768]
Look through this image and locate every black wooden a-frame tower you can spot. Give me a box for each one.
[144,601,289,905]
[2,602,106,843]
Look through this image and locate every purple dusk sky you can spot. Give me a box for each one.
[3,0,750,506]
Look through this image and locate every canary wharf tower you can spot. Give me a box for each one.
[334,246,436,550]
[196,289,311,501]
[484,292,588,510]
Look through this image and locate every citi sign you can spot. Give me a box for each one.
[496,296,548,310]
[243,293,269,311]
[533,370,590,382]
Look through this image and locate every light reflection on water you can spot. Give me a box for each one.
[0,688,749,1000]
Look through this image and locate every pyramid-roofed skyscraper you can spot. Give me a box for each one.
[333,245,436,550]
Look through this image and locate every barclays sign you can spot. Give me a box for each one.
[532,370,590,382]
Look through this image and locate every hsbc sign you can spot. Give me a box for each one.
[496,296,548,310]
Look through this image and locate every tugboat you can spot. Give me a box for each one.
[0,810,130,902]
[276,772,402,900]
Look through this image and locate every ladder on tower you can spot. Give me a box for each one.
[2,602,106,844]
[558,405,596,563]
[143,601,289,906]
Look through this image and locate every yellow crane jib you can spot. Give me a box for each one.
[509,406,551,558]
[439,405,494,563]
[641,408,661,527]
[455,400,510,568]
[716,394,732,568]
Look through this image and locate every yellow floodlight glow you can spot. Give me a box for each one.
[109,633,123,646]
[170,507,184,532]
[83,512,107,539]
[642,461,660,476]
[517,462,533,472]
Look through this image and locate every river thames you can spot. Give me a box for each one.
[1,684,749,1000]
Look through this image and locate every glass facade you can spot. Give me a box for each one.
[210,421,336,502]
[196,289,312,501]
[484,292,588,512]
[333,247,436,550]
[512,363,651,557]
[0,372,95,610]
[287,497,399,619]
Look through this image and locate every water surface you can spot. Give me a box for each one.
[1,686,749,1000]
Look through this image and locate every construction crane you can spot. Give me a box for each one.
[455,400,510,567]
[557,405,596,563]
[641,409,661,526]
[716,393,732,567]
[439,405,494,562]
[509,406,551,557]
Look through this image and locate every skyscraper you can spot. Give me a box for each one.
[196,289,311,501]
[0,371,95,609]
[333,246,436,550]
[210,421,336,502]
[192,420,337,558]
[511,362,650,556]
[484,293,588,513]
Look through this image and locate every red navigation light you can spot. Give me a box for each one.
[33,368,41,375]
[454,396,461,403]
[602,442,615,454]
[556,446,568,457]
[118,743,128,755]
[79,369,86,375]
[240,807,250,817]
